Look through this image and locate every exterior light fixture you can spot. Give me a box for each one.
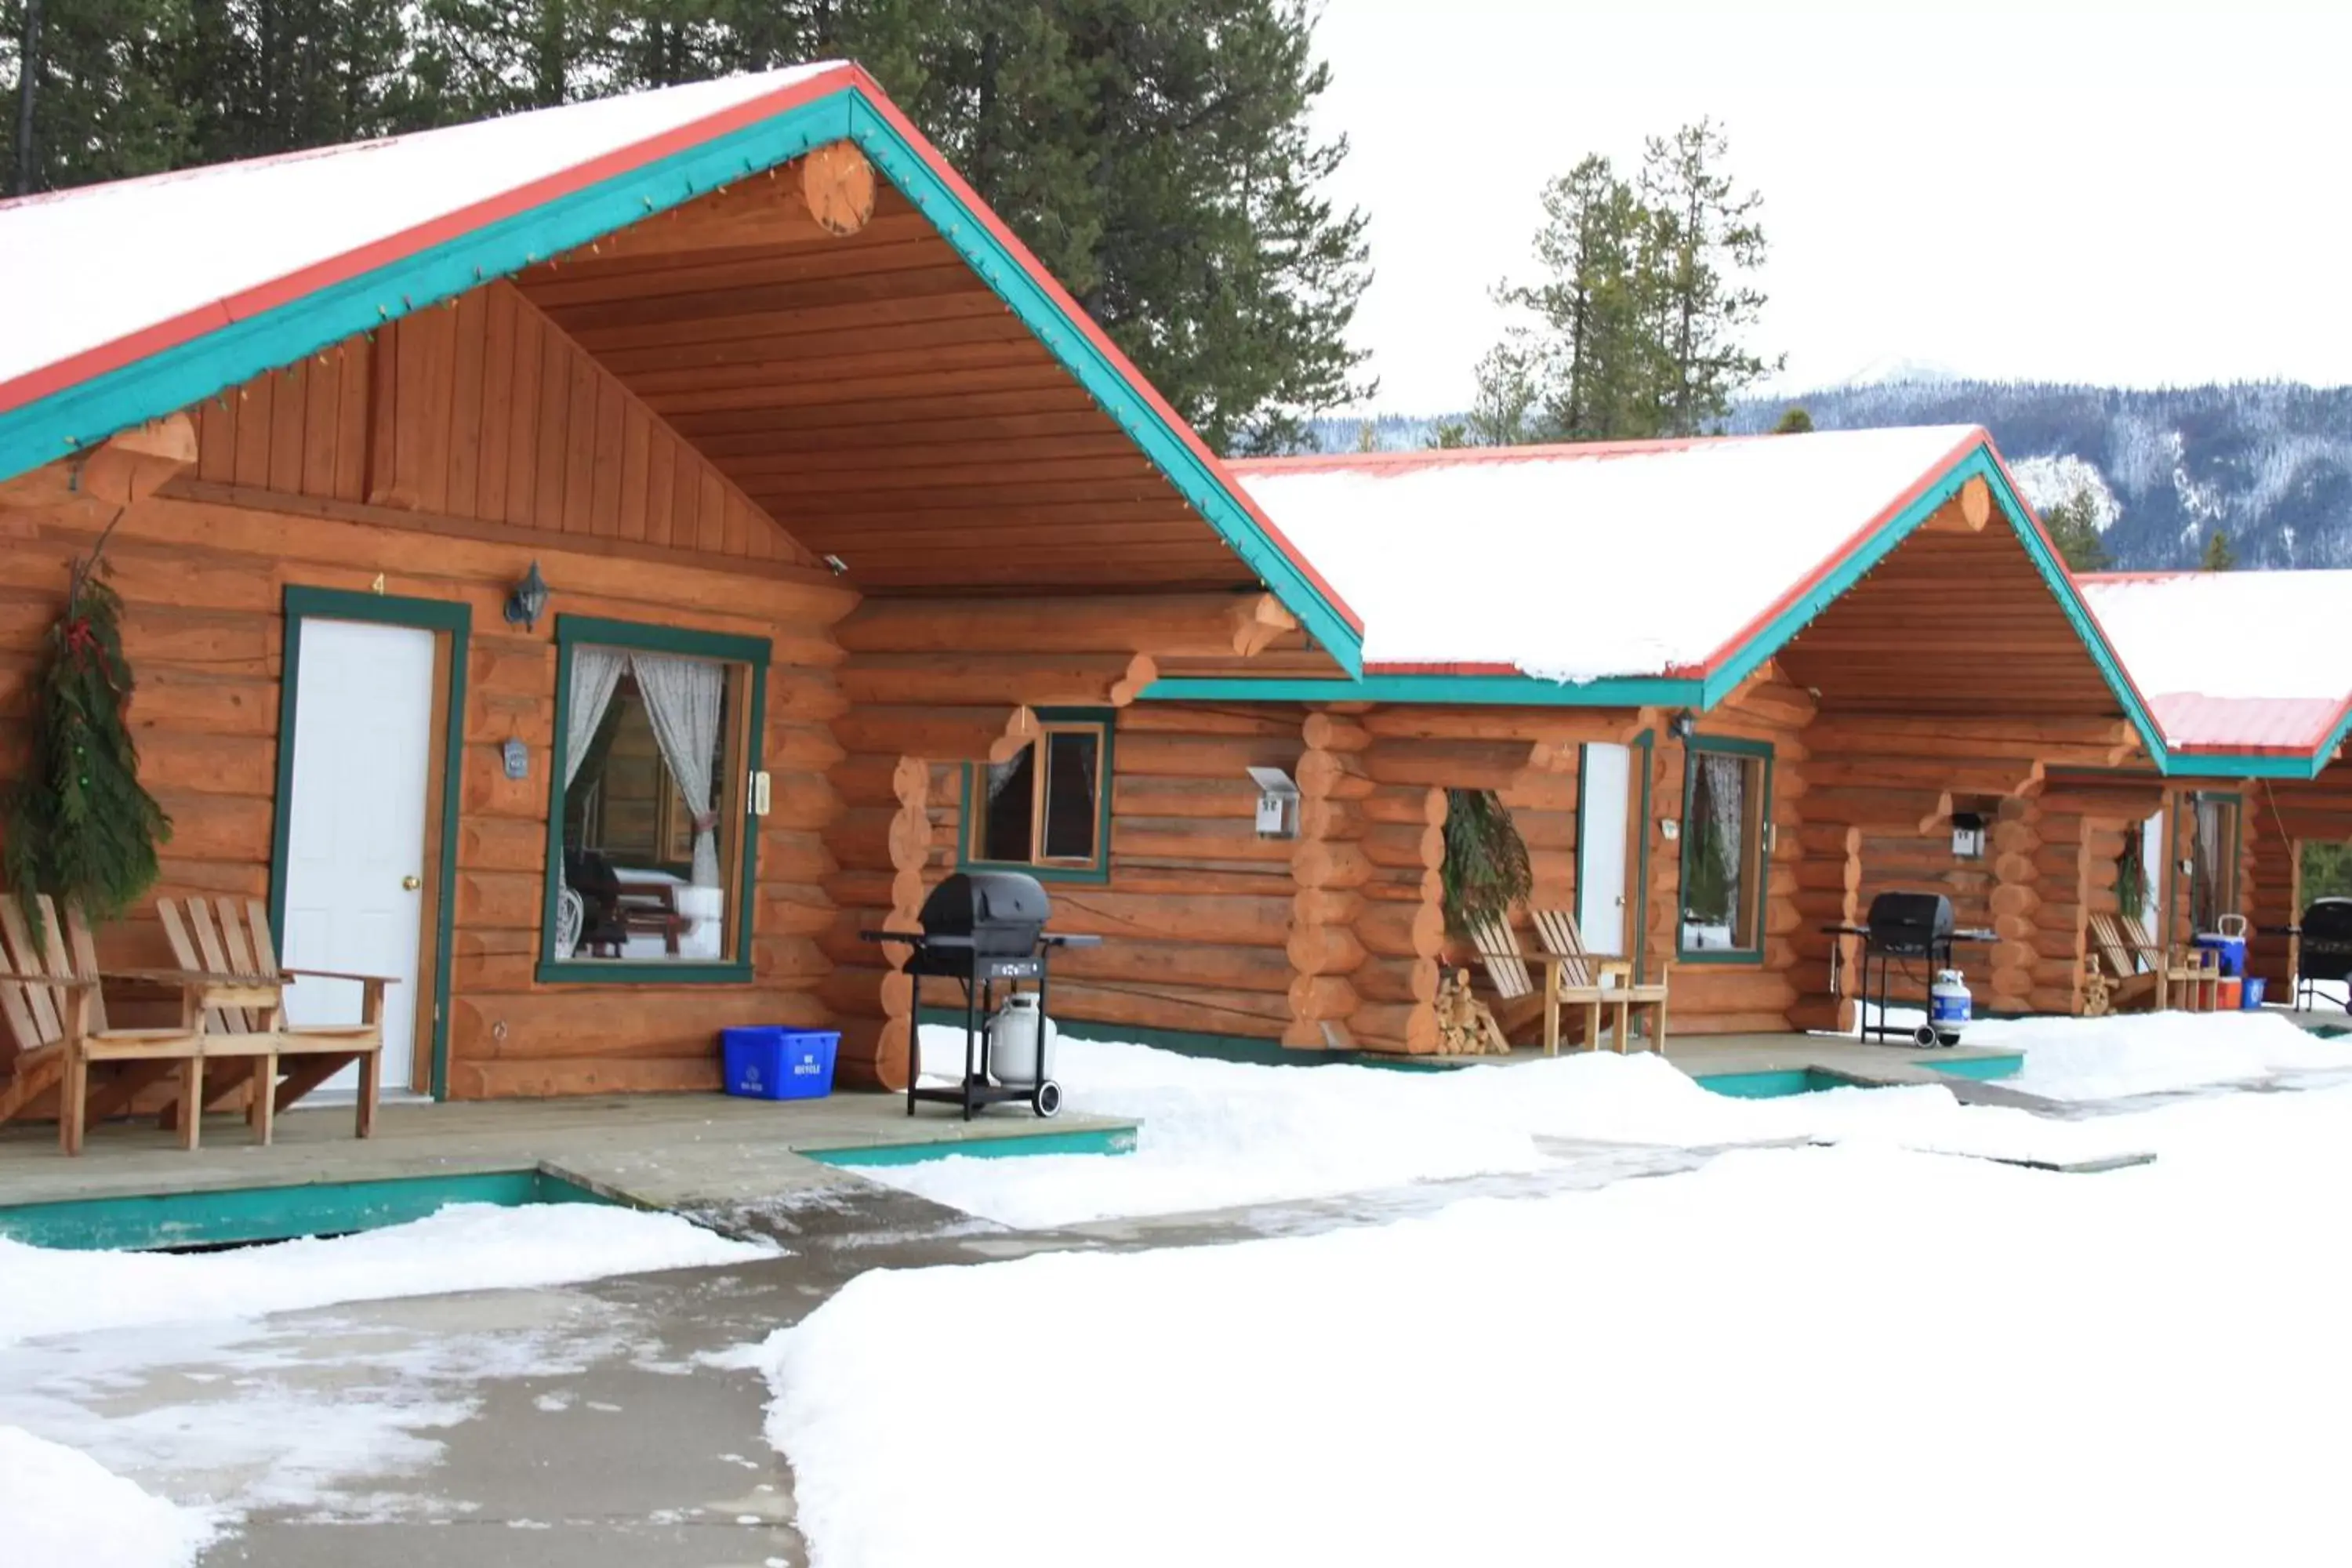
[504,561,550,631]
[1951,811,1986,860]
[1668,709,1697,742]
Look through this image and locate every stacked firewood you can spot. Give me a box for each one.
[1434,968,1512,1055]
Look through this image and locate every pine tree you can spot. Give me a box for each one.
[1465,336,1541,447]
[1,0,194,194]
[1636,118,1779,437]
[1472,120,1777,445]
[2042,488,2111,572]
[1491,154,1647,441]
[2201,528,2236,570]
[1773,406,1813,434]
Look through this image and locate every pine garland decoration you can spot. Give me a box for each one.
[3,543,172,931]
[1442,788,1534,935]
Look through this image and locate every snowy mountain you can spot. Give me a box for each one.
[1307,383,2352,570]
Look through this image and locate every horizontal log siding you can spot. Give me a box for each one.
[0,314,851,1103]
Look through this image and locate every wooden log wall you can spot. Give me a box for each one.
[1788,713,2134,1025]
[822,593,1296,1088]
[2038,775,2166,1014]
[0,416,855,1098]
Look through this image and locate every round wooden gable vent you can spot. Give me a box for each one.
[803,143,878,238]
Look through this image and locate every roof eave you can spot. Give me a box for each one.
[0,69,1364,676]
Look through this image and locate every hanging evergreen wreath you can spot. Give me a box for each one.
[3,538,172,931]
[1442,787,1533,935]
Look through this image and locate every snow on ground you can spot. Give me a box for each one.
[753,1082,2352,1568]
[1969,1008,2350,1102]
[877,1022,2243,1229]
[0,1201,775,1348]
[0,1424,218,1568]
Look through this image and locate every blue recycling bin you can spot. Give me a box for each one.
[721,1028,840,1101]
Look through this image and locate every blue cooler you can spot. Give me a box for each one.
[722,1028,840,1101]
[2194,916,2249,978]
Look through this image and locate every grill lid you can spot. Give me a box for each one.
[2302,897,2352,942]
[918,871,1052,953]
[1866,891,1955,952]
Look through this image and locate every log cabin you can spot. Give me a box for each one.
[2074,569,2352,1005]
[974,429,2176,1054]
[0,64,1370,1126]
[0,67,2257,1131]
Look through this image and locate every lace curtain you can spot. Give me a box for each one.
[1702,753,1745,917]
[632,652,725,889]
[554,648,628,958]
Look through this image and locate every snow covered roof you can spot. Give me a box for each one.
[2078,571,2352,757]
[0,66,1363,668]
[1232,426,1994,683]
[0,67,840,413]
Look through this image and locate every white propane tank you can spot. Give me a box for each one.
[1929,969,1972,1047]
[987,993,1058,1086]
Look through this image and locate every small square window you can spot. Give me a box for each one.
[967,715,1111,879]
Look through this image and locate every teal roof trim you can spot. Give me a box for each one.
[0,83,1362,675]
[1149,445,2180,775]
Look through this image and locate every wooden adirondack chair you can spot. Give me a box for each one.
[1529,907,1671,1056]
[155,897,391,1142]
[1465,910,1669,1056]
[0,895,279,1154]
[2088,910,2213,1013]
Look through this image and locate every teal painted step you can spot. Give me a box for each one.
[802,1124,1137,1167]
[0,1167,616,1253]
[1694,1068,1855,1099]
[1926,1053,2024,1082]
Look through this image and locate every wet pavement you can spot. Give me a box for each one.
[4,1142,1736,1566]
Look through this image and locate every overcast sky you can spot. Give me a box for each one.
[1308,0,2352,412]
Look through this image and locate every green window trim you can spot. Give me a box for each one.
[1675,732,1775,966]
[957,707,1116,885]
[270,586,470,1101]
[539,614,770,985]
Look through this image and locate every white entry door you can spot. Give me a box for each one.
[281,619,438,1093]
[1578,742,1634,957]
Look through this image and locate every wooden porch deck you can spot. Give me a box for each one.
[0,1091,1134,1215]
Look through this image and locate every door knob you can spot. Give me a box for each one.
[402,875,422,891]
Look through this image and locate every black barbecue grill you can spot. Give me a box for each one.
[861,871,1098,1120]
[2293,897,2352,1011]
[1824,891,1996,1046]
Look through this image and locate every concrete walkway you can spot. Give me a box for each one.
[2,1139,1732,1566]
[0,1090,1133,1214]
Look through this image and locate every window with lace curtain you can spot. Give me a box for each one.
[540,616,769,981]
[1678,737,1772,960]
[961,711,1113,883]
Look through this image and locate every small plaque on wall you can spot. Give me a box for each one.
[502,738,530,781]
